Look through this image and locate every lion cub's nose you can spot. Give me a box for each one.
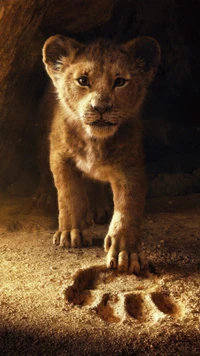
[91,103,113,114]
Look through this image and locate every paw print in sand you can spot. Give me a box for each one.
[64,266,183,323]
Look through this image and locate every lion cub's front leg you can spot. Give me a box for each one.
[50,155,93,247]
[104,169,148,273]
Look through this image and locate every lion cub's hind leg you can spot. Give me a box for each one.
[85,179,113,225]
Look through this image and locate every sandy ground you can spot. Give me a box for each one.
[0,193,200,356]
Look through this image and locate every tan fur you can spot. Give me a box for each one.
[42,35,160,273]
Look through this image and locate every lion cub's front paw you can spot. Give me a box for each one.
[104,233,148,274]
[53,228,92,248]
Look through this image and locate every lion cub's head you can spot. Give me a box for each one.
[43,35,160,139]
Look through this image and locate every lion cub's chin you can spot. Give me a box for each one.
[85,124,118,139]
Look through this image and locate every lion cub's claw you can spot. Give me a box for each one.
[104,235,148,274]
[53,228,92,248]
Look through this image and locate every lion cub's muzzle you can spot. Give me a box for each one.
[85,102,118,127]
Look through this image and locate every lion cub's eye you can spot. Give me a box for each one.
[77,76,90,87]
[114,77,127,87]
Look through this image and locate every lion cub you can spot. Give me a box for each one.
[42,35,160,273]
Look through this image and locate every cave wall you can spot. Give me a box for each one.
[0,0,200,197]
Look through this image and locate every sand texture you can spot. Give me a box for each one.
[0,194,200,355]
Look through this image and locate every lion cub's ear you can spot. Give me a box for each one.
[122,36,161,78]
[42,35,82,84]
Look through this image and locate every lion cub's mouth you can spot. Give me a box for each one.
[89,120,117,127]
